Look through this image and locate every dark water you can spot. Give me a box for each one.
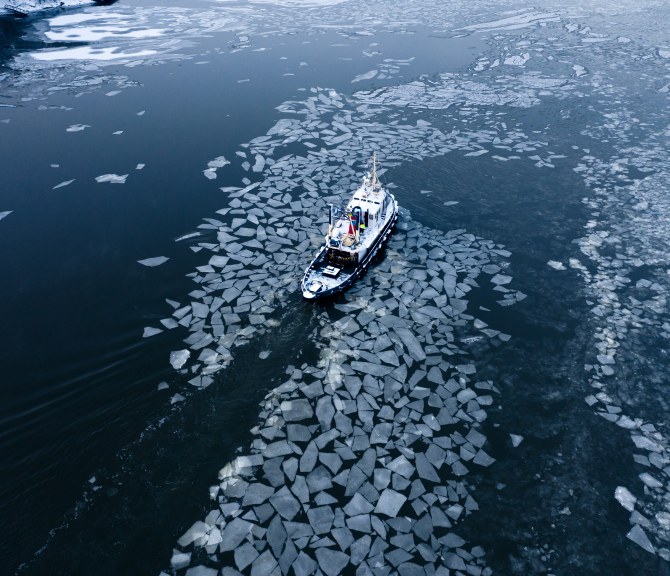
[2,1,670,575]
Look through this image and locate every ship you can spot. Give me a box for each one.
[301,153,399,300]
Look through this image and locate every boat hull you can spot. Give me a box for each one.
[301,198,398,300]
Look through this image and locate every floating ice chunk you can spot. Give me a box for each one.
[316,396,335,430]
[473,450,495,467]
[344,493,374,516]
[370,422,392,445]
[178,521,209,547]
[394,327,425,361]
[307,505,334,534]
[171,550,191,570]
[252,154,265,172]
[639,473,663,489]
[234,543,259,571]
[300,442,318,473]
[293,551,317,576]
[66,124,90,132]
[632,435,661,452]
[319,452,342,475]
[444,553,466,571]
[219,456,262,480]
[307,466,333,493]
[136,163,145,170]
[465,149,488,157]
[387,455,414,479]
[208,156,230,169]
[315,548,350,576]
[345,465,367,496]
[170,349,190,369]
[95,173,128,184]
[219,518,253,552]
[242,482,275,506]
[504,53,530,66]
[572,64,587,76]
[349,535,371,565]
[456,364,476,375]
[350,361,390,377]
[143,326,163,338]
[259,351,271,360]
[53,179,75,189]
[170,393,185,404]
[510,434,524,447]
[416,453,440,482]
[375,489,407,517]
[209,255,229,268]
[0,211,12,221]
[491,274,512,285]
[250,550,277,576]
[138,256,169,267]
[614,486,636,512]
[547,260,566,270]
[627,524,655,554]
[352,70,378,83]
[270,486,300,520]
[281,399,314,421]
[457,388,476,404]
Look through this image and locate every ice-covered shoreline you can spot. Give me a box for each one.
[0,0,97,17]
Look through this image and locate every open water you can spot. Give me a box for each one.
[1,1,670,575]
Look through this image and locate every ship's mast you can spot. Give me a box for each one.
[372,152,378,192]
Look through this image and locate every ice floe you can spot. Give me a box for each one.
[66,124,91,132]
[95,174,129,184]
[53,179,76,190]
[138,256,169,267]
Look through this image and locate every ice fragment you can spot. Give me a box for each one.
[375,489,407,517]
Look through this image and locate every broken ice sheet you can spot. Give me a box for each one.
[138,256,169,267]
[95,173,128,184]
